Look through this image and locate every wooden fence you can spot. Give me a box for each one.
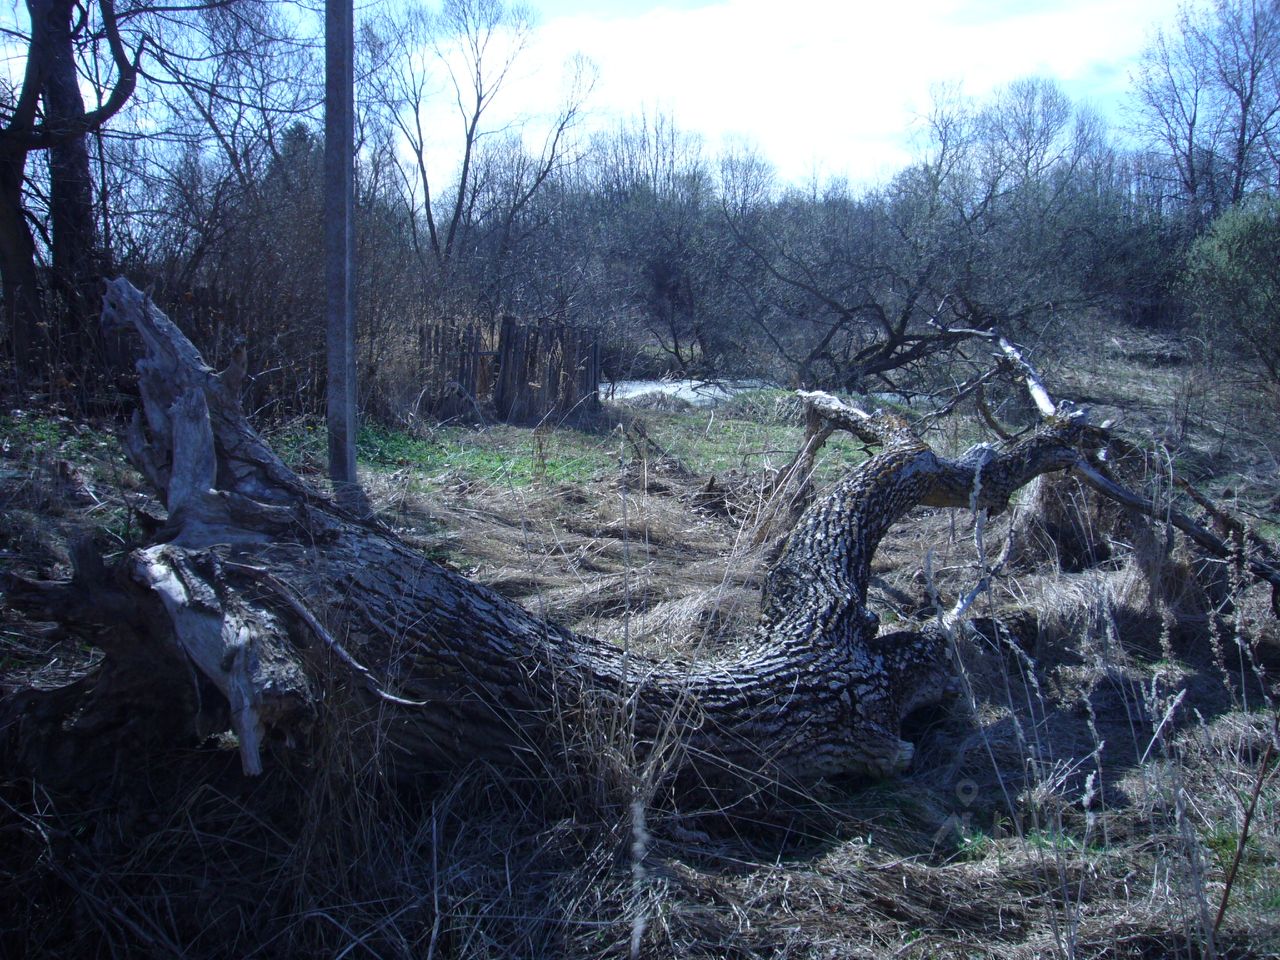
[418,316,600,424]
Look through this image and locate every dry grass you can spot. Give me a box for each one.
[3,336,1280,959]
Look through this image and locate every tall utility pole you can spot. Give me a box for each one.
[325,0,357,491]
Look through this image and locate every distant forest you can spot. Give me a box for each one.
[3,0,1278,419]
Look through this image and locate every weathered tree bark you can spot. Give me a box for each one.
[8,279,1277,791]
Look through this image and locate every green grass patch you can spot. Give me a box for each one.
[0,410,121,461]
[269,402,881,493]
[402,424,616,487]
[269,419,620,488]
[644,406,870,481]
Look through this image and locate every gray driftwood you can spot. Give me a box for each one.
[8,279,1278,789]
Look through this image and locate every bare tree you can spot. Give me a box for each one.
[724,80,1125,392]
[584,114,727,374]
[369,0,589,303]
[1204,0,1280,199]
[0,0,140,377]
[1,0,325,391]
[1133,0,1280,217]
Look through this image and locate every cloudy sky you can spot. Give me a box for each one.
[456,0,1181,185]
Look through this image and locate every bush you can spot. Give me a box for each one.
[1185,199,1280,392]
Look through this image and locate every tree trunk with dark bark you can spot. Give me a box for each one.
[0,153,42,370]
[6,279,1278,792]
[0,0,137,379]
[39,0,99,293]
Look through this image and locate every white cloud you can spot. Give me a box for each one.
[417,0,1182,186]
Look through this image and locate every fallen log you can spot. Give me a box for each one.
[9,279,1264,792]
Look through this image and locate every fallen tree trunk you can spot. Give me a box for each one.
[7,279,1274,792]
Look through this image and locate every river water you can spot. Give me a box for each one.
[600,379,774,407]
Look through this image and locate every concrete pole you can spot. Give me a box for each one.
[325,0,357,489]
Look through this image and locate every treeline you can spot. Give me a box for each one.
[2,0,1278,419]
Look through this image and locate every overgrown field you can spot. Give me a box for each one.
[2,330,1278,959]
